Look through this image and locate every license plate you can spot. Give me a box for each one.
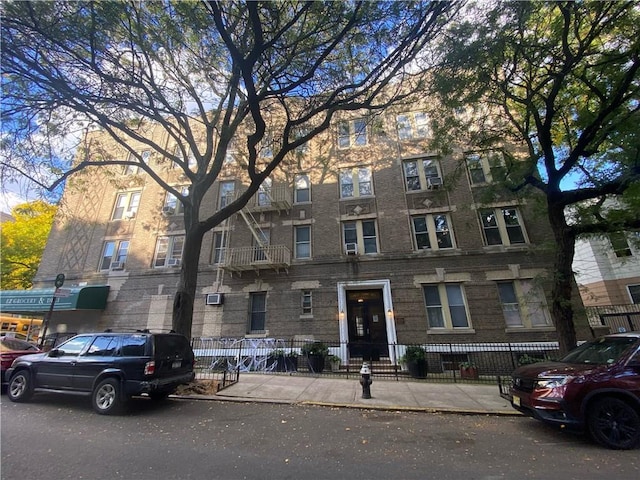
[512,395,520,406]
[172,360,182,369]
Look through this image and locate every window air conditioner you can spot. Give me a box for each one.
[205,293,224,305]
[123,210,136,219]
[162,206,175,216]
[110,261,124,270]
[345,243,358,255]
[167,258,181,267]
[427,176,443,189]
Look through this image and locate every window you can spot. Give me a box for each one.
[258,178,272,206]
[412,214,454,250]
[343,220,378,254]
[212,232,227,264]
[163,186,189,215]
[86,336,118,357]
[339,167,373,198]
[479,207,526,246]
[57,335,93,356]
[253,229,270,262]
[396,112,429,140]
[112,191,141,220]
[337,118,367,148]
[402,158,441,191]
[153,235,185,268]
[123,150,150,175]
[259,134,273,158]
[171,144,196,170]
[294,174,310,203]
[423,284,470,329]
[302,290,312,315]
[219,181,235,209]
[99,240,130,270]
[293,128,309,154]
[466,151,506,185]
[609,232,632,257]
[249,292,267,333]
[295,225,311,259]
[497,280,551,328]
[628,285,640,304]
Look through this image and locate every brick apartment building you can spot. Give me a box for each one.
[5,103,592,363]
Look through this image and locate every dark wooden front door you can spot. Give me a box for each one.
[347,289,388,360]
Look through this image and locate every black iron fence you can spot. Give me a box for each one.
[190,337,561,386]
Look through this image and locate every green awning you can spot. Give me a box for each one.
[0,286,110,314]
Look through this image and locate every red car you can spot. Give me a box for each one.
[1,336,41,387]
[510,332,640,449]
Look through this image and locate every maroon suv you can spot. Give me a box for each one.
[510,332,640,449]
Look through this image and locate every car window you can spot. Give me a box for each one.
[155,335,190,357]
[120,335,147,356]
[562,337,637,365]
[85,336,118,357]
[55,335,93,356]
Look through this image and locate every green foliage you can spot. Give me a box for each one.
[1,201,57,289]
[404,345,427,362]
[301,342,329,357]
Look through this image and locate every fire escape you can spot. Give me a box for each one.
[220,183,292,276]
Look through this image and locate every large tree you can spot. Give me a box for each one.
[0,201,57,290]
[431,1,640,354]
[0,0,459,338]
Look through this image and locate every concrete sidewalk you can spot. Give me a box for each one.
[204,374,518,415]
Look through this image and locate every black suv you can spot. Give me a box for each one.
[510,332,640,449]
[6,331,195,414]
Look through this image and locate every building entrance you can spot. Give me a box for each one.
[346,289,388,360]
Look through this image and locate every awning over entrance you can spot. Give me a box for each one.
[0,286,110,314]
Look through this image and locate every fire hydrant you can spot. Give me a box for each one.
[360,362,372,399]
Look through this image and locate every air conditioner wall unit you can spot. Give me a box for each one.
[167,258,181,267]
[162,206,175,216]
[110,261,124,270]
[427,176,443,188]
[345,243,358,255]
[123,210,136,219]
[206,293,224,305]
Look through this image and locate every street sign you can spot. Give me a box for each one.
[54,288,72,298]
[55,274,65,288]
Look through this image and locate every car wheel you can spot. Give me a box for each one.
[92,378,124,415]
[7,370,34,402]
[588,397,640,450]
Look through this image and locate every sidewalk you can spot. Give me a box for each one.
[193,374,519,415]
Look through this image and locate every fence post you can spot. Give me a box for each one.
[508,342,516,370]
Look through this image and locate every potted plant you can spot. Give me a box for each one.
[328,354,342,372]
[301,341,329,373]
[269,349,298,372]
[404,345,427,378]
[459,361,479,380]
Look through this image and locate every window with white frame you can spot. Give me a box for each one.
[609,232,633,257]
[396,112,429,140]
[163,186,189,215]
[412,214,454,250]
[497,280,551,328]
[249,292,267,333]
[339,167,373,198]
[294,174,310,203]
[293,128,309,154]
[628,285,640,304]
[112,191,141,220]
[465,151,506,185]
[259,134,274,158]
[423,284,470,329]
[212,231,227,264]
[257,178,272,206]
[219,181,235,209]
[123,150,150,175]
[337,118,367,148]
[302,290,312,315]
[402,158,441,191]
[295,225,311,259]
[343,220,378,255]
[153,235,185,268]
[479,207,526,246]
[99,240,130,271]
[253,229,270,262]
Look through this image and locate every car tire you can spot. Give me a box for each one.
[587,397,640,450]
[7,370,34,402]
[92,378,125,415]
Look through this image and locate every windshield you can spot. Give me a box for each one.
[561,336,638,365]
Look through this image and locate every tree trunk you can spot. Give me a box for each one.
[172,222,206,340]
[547,199,578,356]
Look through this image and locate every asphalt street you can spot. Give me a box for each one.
[1,394,638,480]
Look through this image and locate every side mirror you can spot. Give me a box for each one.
[48,349,63,358]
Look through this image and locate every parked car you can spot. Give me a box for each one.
[1,336,41,386]
[6,331,195,414]
[509,332,640,450]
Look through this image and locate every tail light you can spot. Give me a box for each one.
[144,361,155,375]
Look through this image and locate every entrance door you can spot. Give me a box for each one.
[346,289,388,360]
